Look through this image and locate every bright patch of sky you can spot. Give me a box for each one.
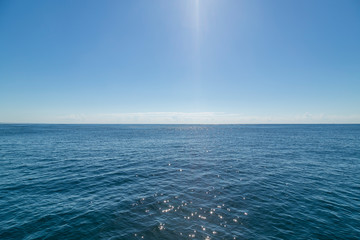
[0,0,359,123]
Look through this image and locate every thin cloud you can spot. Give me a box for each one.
[53,112,360,124]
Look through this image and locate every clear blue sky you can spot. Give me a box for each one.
[1,0,359,123]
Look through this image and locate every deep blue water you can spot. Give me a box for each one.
[0,124,359,240]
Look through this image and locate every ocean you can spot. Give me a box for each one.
[0,124,359,239]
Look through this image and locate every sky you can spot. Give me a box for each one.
[0,0,359,124]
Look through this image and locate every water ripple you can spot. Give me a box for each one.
[0,124,359,239]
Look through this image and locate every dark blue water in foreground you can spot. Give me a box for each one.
[1,124,359,240]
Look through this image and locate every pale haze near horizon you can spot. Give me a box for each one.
[0,0,359,124]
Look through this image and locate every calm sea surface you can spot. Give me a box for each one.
[0,124,359,239]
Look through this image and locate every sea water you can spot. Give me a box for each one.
[0,124,359,239]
